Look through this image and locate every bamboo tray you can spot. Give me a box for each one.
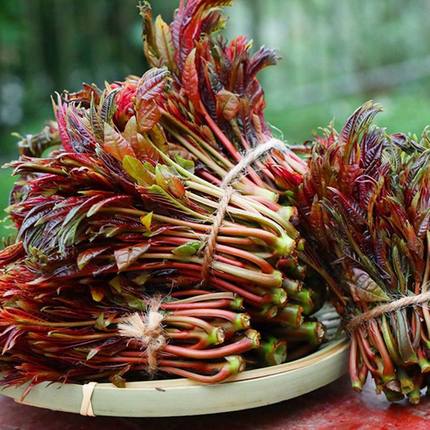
[0,338,349,417]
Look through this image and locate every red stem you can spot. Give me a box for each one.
[171,308,242,322]
[159,365,233,383]
[178,268,270,305]
[161,300,233,311]
[368,320,395,378]
[164,334,257,359]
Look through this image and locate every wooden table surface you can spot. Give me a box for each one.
[1,375,429,429]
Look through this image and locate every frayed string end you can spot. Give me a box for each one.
[118,296,165,374]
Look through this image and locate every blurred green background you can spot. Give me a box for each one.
[1,0,430,241]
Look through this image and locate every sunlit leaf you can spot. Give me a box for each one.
[182,49,201,109]
[216,89,239,121]
[154,15,176,72]
[172,240,203,257]
[174,154,195,173]
[140,212,153,231]
[90,286,105,302]
[122,155,154,186]
[103,123,135,161]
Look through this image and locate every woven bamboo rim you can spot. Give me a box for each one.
[0,337,349,417]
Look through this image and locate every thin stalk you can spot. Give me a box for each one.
[186,188,286,238]
[160,235,274,273]
[349,333,362,391]
[161,299,235,311]
[421,231,430,336]
[161,110,234,170]
[163,330,259,359]
[186,180,297,237]
[98,207,281,246]
[168,130,229,178]
[368,320,395,381]
[132,253,282,288]
[177,269,271,305]
[171,309,250,330]
[166,292,235,304]
[159,358,242,383]
[163,315,216,334]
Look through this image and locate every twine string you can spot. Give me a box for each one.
[200,138,287,284]
[346,290,430,332]
[200,187,234,284]
[117,296,165,373]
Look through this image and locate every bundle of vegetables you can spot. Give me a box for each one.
[137,0,307,194]
[0,256,259,387]
[0,0,327,388]
[297,101,430,403]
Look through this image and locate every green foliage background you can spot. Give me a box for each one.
[1,0,430,241]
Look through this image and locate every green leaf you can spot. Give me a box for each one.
[140,212,153,231]
[172,240,203,257]
[109,276,122,293]
[148,184,205,219]
[133,272,151,286]
[126,296,146,311]
[148,124,169,153]
[394,310,418,365]
[154,164,170,190]
[122,155,153,185]
[174,154,195,173]
[143,161,155,173]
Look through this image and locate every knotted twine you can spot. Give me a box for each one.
[346,291,430,332]
[81,299,164,417]
[117,296,166,373]
[115,137,287,375]
[81,302,165,417]
[201,137,288,283]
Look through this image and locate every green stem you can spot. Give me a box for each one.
[259,336,287,366]
[134,253,282,288]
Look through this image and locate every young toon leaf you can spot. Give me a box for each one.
[134,67,170,132]
[154,15,176,72]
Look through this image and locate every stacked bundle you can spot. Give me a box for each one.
[297,101,430,403]
[0,0,326,388]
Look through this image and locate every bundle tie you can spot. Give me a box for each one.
[115,138,286,371]
[118,296,165,373]
[346,290,430,332]
[201,138,287,284]
[80,381,97,417]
